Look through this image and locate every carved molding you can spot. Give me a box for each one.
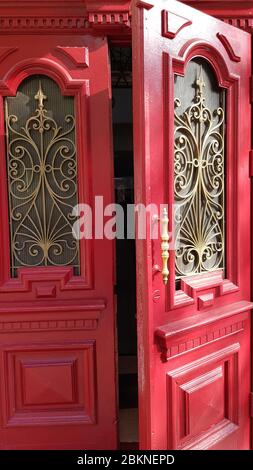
[217,33,241,62]
[155,300,252,361]
[162,10,192,39]
[88,12,130,27]
[167,342,240,449]
[5,340,96,427]
[0,0,131,33]
[0,17,88,31]
[136,1,154,10]
[222,17,253,32]
[0,15,131,33]
[159,320,244,361]
[0,297,105,332]
[183,420,238,450]
[0,318,100,332]
[0,46,17,64]
[181,1,253,32]
[0,2,253,34]
[173,270,238,311]
[56,46,89,68]
[0,256,92,296]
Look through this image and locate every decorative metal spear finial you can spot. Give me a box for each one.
[35,81,47,109]
[196,66,205,97]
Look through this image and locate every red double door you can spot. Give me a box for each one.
[0,0,252,450]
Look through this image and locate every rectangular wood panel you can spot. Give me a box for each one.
[5,342,96,426]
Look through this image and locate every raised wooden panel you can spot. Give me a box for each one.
[23,361,76,406]
[180,366,224,438]
[167,343,239,449]
[5,341,96,426]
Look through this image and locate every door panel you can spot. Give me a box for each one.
[133,0,252,449]
[0,35,117,449]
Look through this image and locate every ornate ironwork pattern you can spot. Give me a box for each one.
[174,65,225,279]
[5,76,80,277]
[110,47,132,88]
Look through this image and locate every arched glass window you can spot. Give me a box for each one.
[5,75,80,277]
[174,58,225,282]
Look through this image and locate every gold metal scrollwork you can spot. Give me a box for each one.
[5,78,80,277]
[174,65,225,280]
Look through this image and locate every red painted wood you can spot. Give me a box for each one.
[0,32,117,448]
[133,0,252,450]
[181,1,253,33]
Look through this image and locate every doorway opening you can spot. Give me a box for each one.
[110,46,139,447]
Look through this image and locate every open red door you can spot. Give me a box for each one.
[133,0,252,450]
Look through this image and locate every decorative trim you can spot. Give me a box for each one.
[183,420,238,450]
[174,271,238,311]
[0,1,85,6]
[162,10,192,39]
[0,318,99,332]
[56,46,89,68]
[155,300,252,361]
[88,12,130,27]
[221,17,253,32]
[168,34,244,312]
[136,1,154,9]
[5,340,96,427]
[167,341,240,448]
[0,14,131,33]
[0,17,89,32]
[0,5,253,34]
[0,47,17,64]
[217,33,241,62]
[0,58,93,293]
[0,299,106,332]
[198,293,214,310]
[180,366,223,393]
[160,320,244,361]
[176,39,232,86]
[181,2,253,33]
[0,267,92,294]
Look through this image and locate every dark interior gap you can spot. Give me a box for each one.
[110,46,138,445]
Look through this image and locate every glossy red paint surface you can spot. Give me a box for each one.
[133,0,252,450]
[0,31,117,449]
[0,0,252,451]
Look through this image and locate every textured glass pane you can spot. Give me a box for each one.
[174,59,225,280]
[5,75,80,277]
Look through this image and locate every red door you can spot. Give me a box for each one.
[0,35,117,449]
[133,0,252,449]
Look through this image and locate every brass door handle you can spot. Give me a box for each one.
[161,207,169,285]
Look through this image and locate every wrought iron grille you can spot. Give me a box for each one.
[5,75,80,277]
[110,47,132,88]
[174,59,225,280]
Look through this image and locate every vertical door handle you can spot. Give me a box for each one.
[161,207,169,285]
